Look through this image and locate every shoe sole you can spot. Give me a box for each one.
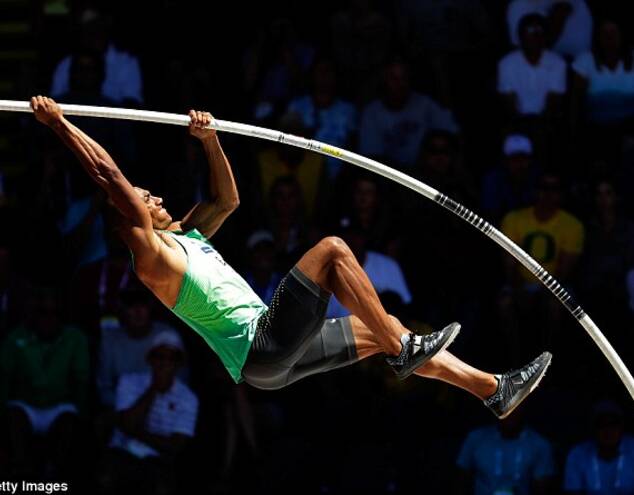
[497,352,553,420]
[396,322,461,380]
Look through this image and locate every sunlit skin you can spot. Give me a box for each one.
[132,186,172,230]
[31,95,500,402]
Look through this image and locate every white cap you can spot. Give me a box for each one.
[247,229,274,249]
[503,134,533,156]
[148,330,185,355]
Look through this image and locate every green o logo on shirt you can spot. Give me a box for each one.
[522,231,556,264]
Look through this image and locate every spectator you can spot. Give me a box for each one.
[508,0,593,58]
[359,59,458,171]
[261,175,312,272]
[395,0,492,108]
[502,172,584,289]
[326,226,411,318]
[98,331,198,495]
[398,130,481,327]
[577,180,634,315]
[97,287,183,409]
[329,0,392,104]
[499,172,584,360]
[243,230,282,305]
[287,56,357,179]
[456,407,555,495]
[482,134,541,223]
[564,400,634,494]
[332,171,401,256]
[416,129,478,208]
[498,13,567,119]
[571,19,634,162]
[256,113,326,220]
[50,9,143,104]
[0,287,89,476]
[244,18,315,122]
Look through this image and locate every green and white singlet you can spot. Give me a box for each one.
[153,229,267,383]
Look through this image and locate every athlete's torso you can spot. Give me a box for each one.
[127,227,267,383]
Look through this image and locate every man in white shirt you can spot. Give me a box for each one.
[498,13,567,117]
[98,330,198,495]
[359,60,458,170]
[97,288,185,408]
[50,9,143,104]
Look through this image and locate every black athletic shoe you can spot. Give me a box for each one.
[386,322,461,380]
[484,352,553,419]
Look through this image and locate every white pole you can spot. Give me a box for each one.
[2,99,633,399]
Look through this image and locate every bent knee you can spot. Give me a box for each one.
[319,236,351,260]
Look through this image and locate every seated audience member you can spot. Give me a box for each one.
[256,113,326,219]
[244,18,314,122]
[499,173,584,360]
[359,59,458,171]
[482,134,540,223]
[329,0,392,104]
[50,9,143,104]
[564,400,634,494]
[243,230,282,305]
[326,226,411,318]
[502,173,584,290]
[394,0,491,109]
[287,56,357,179]
[333,171,401,256]
[0,287,89,476]
[416,129,478,208]
[498,14,567,119]
[572,19,634,160]
[97,287,183,409]
[98,331,198,495]
[263,175,312,271]
[507,0,593,58]
[577,180,634,318]
[456,407,555,495]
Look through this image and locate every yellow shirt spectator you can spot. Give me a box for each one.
[502,206,584,282]
[257,148,325,219]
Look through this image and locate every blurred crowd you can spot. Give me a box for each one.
[1,1,634,494]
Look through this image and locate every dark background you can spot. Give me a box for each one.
[0,1,633,494]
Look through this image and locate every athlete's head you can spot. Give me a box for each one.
[133,187,172,229]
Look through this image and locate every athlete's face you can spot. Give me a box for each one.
[134,187,172,229]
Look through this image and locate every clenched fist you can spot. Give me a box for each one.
[30,96,63,127]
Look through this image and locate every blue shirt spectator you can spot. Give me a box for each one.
[564,400,634,495]
[565,436,634,494]
[457,423,555,495]
[287,57,357,179]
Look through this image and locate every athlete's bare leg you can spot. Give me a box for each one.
[349,315,498,400]
[296,237,402,355]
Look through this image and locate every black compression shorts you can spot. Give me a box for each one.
[242,266,358,390]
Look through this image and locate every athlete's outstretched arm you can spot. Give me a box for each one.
[31,97,152,229]
[178,110,239,238]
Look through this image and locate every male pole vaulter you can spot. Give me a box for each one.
[31,96,550,418]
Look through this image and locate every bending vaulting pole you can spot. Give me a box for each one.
[2,99,633,399]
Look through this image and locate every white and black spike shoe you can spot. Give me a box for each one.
[386,322,461,380]
[484,352,553,419]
